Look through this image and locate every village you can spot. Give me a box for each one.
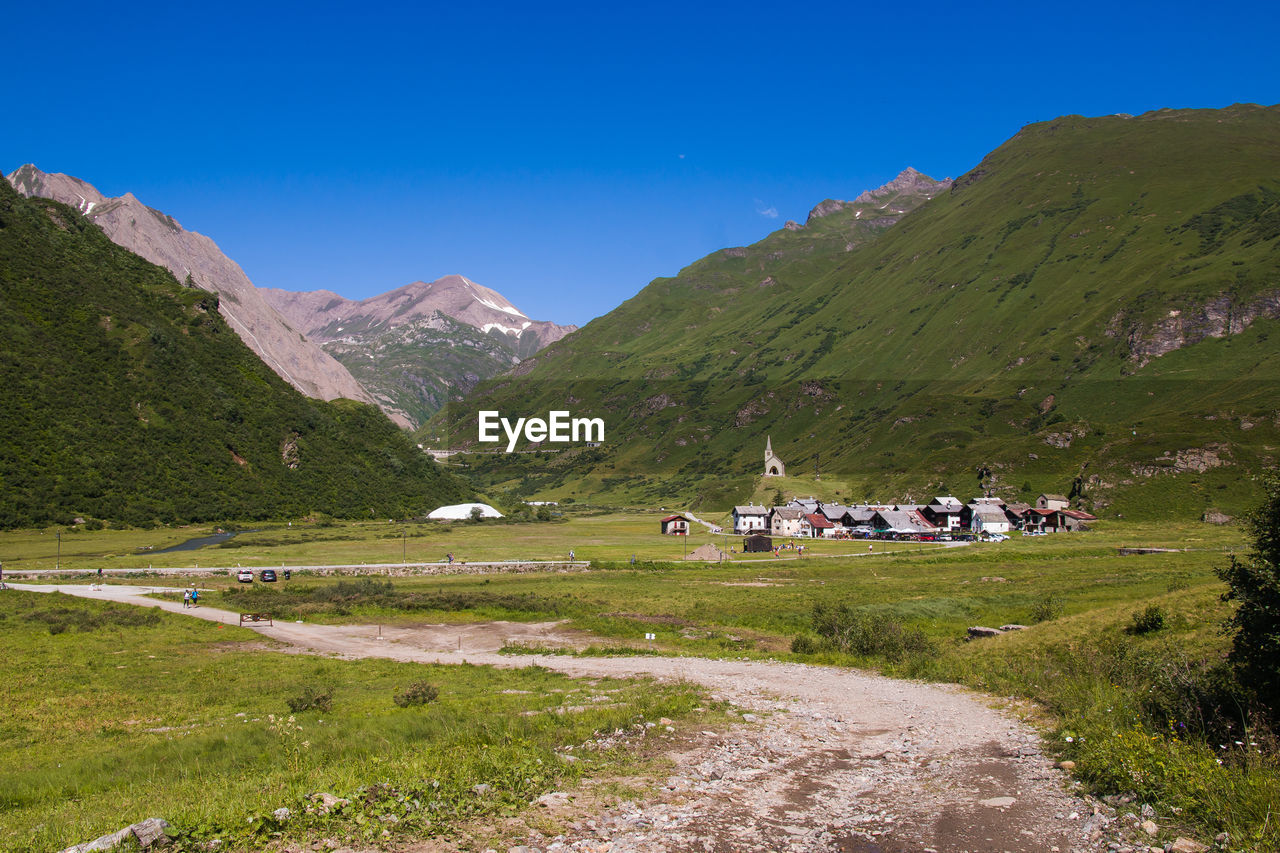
[658,437,1099,547]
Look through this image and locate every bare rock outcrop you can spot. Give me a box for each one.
[8,165,377,411]
[1112,291,1280,367]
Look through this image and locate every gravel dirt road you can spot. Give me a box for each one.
[15,583,1137,852]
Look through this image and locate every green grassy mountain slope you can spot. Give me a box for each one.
[0,180,470,528]
[430,104,1280,518]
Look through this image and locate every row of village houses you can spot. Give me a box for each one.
[706,493,1098,539]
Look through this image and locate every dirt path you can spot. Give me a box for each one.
[14,583,1131,852]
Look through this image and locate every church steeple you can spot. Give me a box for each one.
[763,435,785,477]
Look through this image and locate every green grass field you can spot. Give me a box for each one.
[0,591,708,853]
[2,514,1276,849]
[0,510,945,573]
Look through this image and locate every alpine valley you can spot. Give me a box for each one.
[432,104,1280,521]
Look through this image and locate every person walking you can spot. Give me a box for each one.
[182,588,191,608]
[190,587,199,607]
[569,549,575,561]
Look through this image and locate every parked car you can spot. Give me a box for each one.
[260,569,277,582]
[236,569,253,583]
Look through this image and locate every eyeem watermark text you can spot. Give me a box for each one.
[478,410,604,452]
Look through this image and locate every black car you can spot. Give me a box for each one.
[260,569,277,582]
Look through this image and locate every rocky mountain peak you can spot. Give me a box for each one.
[261,275,575,357]
[806,168,953,225]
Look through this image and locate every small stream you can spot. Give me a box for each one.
[151,530,254,554]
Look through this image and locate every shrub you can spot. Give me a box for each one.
[806,603,936,662]
[286,685,333,713]
[1128,604,1166,634]
[1029,594,1065,623]
[393,681,439,707]
[790,634,820,655]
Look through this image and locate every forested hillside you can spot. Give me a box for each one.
[0,180,469,527]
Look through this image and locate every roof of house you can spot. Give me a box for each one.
[733,505,769,516]
[806,513,834,529]
[872,509,937,533]
[973,505,1009,522]
[928,496,964,512]
[770,507,805,520]
[1006,502,1032,517]
[1040,493,1070,502]
[660,514,689,523]
[1061,509,1099,520]
[820,504,852,521]
[789,498,821,512]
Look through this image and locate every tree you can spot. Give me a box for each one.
[1217,473,1280,719]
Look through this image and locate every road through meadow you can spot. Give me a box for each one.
[15,583,1135,852]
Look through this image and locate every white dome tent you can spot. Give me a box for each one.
[426,502,504,520]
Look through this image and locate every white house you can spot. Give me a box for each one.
[732,504,770,534]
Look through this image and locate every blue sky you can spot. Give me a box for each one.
[5,0,1278,326]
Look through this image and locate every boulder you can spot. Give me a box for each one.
[967,626,1005,640]
[59,818,170,853]
[1170,839,1209,853]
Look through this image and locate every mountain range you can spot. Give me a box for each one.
[5,166,574,430]
[432,104,1280,520]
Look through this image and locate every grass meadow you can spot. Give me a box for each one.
[2,513,1277,849]
[0,509,940,573]
[0,590,708,853]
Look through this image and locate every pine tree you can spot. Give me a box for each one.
[1218,473,1280,719]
